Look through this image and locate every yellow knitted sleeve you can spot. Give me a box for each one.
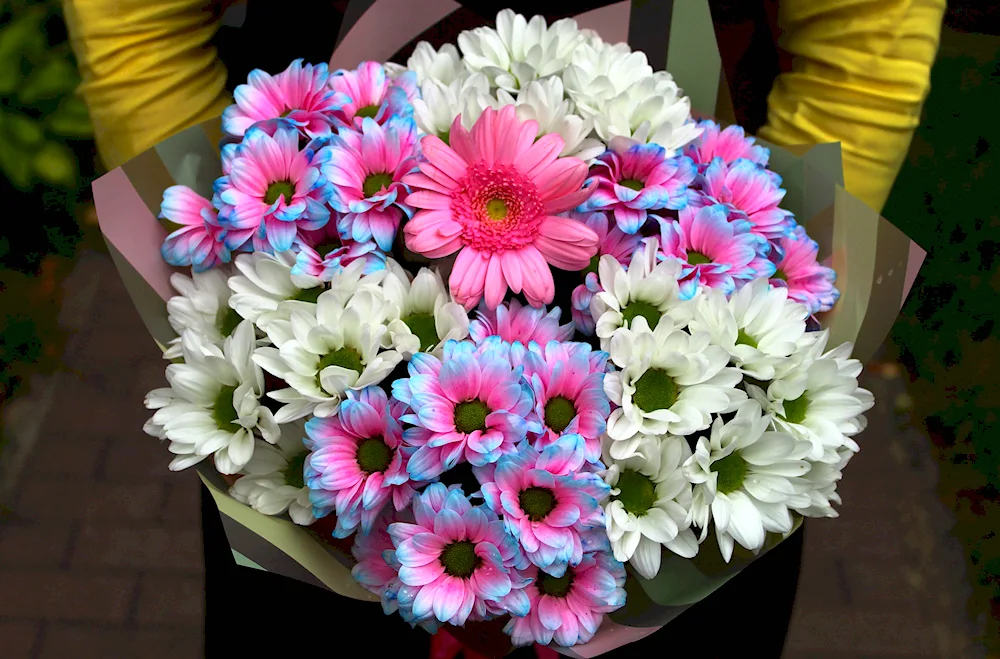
[61,0,232,170]
[756,0,947,213]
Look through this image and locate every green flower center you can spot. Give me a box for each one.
[712,452,748,495]
[218,306,243,337]
[619,178,644,192]
[486,198,508,221]
[436,130,451,145]
[736,329,758,348]
[632,368,679,413]
[544,396,576,433]
[686,250,712,265]
[283,452,307,489]
[290,286,325,304]
[583,254,601,277]
[356,104,380,119]
[356,437,394,474]
[362,172,394,198]
[440,540,479,578]
[519,487,556,521]
[264,180,296,205]
[773,268,788,282]
[781,394,810,424]
[318,347,364,374]
[537,569,574,597]
[313,240,342,258]
[212,385,242,433]
[614,468,657,517]
[621,300,662,331]
[402,313,439,352]
[454,400,489,434]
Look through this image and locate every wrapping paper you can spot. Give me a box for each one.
[94,0,926,656]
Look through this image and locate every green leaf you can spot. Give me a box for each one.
[0,7,47,94]
[46,95,92,138]
[18,56,80,105]
[4,111,44,145]
[32,141,76,187]
[0,115,33,189]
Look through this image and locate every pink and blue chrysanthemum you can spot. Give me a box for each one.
[388,483,528,627]
[480,436,609,577]
[329,61,418,130]
[691,157,795,240]
[213,124,333,253]
[303,386,417,539]
[222,59,350,139]
[684,119,770,174]
[658,204,777,299]
[291,222,387,281]
[391,341,535,480]
[320,115,419,251]
[469,299,574,348]
[503,551,627,648]
[582,141,696,235]
[568,211,644,335]
[768,224,840,314]
[510,340,610,464]
[159,185,230,272]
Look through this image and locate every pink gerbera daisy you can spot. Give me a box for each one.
[303,386,417,538]
[321,115,419,251]
[480,436,608,576]
[513,341,610,464]
[222,59,350,139]
[767,224,840,314]
[583,139,696,235]
[504,551,627,648]
[684,119,770,174]
[691,157,795,240]
[402,106,600,310]
[215,125,333,253]
[291,222,387,282]
[159,185,229,272]
[389,483,528,626]
[569,211,644,335]
[468,299,574,348]
[329,61,417,130]
[391,340,536,481]
[658,204,776,299]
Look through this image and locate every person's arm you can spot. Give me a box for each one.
[61,0,234,170]
[756,0,947,214]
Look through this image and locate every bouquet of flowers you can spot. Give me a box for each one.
[95,8,925,657]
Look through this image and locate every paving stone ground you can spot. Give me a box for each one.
[0,249,982,658]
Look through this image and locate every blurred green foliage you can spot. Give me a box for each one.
[883,26,1000,653]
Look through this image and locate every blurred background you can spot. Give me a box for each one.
[0,0,996,657]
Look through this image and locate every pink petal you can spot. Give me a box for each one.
[421,135,468,182]
[434,509,466,541]
[484,255,508,309]
[398,561,444,586]
[515,133,564,179]
[535,235,597,270]
[514,246,555,306]
[438,357,482,404]
[433,575,469,623]
[405,190,452,210]
[448,114,480,164]
[450,248,489,310]
[533,159,587,204]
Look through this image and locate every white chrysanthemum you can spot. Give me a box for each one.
[227,251,326,332]
[590,239,689,350]
[591,74,702,155]
[688,278,810,381]
[230,422,315,526]
[252,289,402,422]
[604,314,746,446]
[561,41,654,116]
[791,447,854,519]
[411,71,490,138]
[407,41,468,85]
[747,331,874,464]
[602,434,699,578]
[457,10,591,91]
[486,77,604,160]
[163,267,238,359]
[683,401,813,562]
[144,321,280,474]
[381,261,469,359]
